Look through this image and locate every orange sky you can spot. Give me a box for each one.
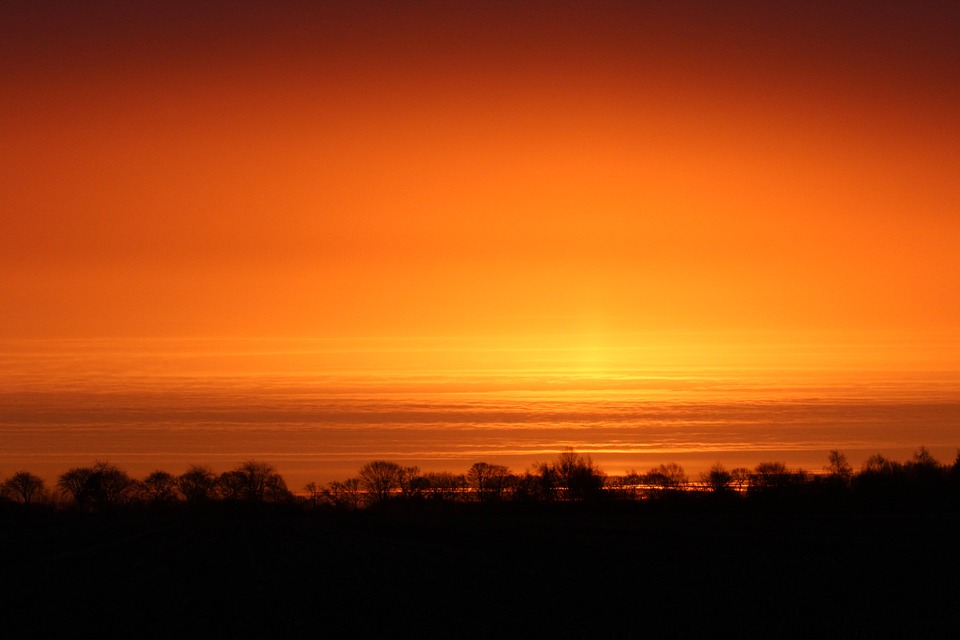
[2,1,959,368]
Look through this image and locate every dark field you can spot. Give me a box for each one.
[5,505,959,638]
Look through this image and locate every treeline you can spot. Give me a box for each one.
[313,448,960,511]
[0,461,291,512]
[2,447,960,513]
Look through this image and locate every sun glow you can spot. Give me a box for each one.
[2,2,959,488]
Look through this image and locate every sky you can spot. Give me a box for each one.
[2,0,960,367]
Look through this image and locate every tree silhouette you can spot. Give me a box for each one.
[143,470,179,503]
[358,460,403,504]
[553,450,605,501]
[615,470,645,500]
[58,466,95,510]
[519,462,559,502]
[751,462,793,491]
[304,482,322,508]
[14,446,960,516]
[219,461,290,503]
[263,470,292,502]
[178,465,218,503]
[88,462,135,509]
[903,447,947,504]
[855,454,905,505]
[824,450,853,482]
[699,463,733,494]
[729,467,751,493]
[862,454,900,475]
[2,471,46,507]
[905,446,943,481]
[466,462,512,502]
[602,474,630,500]
[57,462,133,510]
[422,471,466,502]
[643,463,687,496]
[325,477,362,509]
[520,451,606,502]
[398,466,427,499]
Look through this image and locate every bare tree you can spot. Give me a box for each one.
[517,452,606,502]
[699,463,733,494]
[304,482,322,508]
[751,461,806,492]
[521,462,560,502]
[856,454,905,500]
[824,450,853,483]
[58,466,95,509]
[643,463,687,496]
[422,472,466,502]
[2,470,46,507]
[467,462,512,502]
[730,467,751,493]
[218,469,246,500]
[358,460,403,504]
[866,454,902,474]
[88,462,135,508]
[398,466,427,499]
[615,470,645,500]
[143,470,179,503]
[906,446,944,477]
[264,470,292,502]
[604,473,639,500]
[178,465,218,503]
[905,446,946,490]
[219,461,290,503]
[554,450,605,501]
[57,462,133,510]
[325,477,363,509]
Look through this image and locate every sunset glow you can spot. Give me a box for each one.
[2,2,959,487]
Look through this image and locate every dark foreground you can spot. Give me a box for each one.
[4,504,959,638]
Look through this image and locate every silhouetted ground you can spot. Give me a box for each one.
[4,504,959,638]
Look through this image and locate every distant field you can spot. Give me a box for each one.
[4,505,959,637]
